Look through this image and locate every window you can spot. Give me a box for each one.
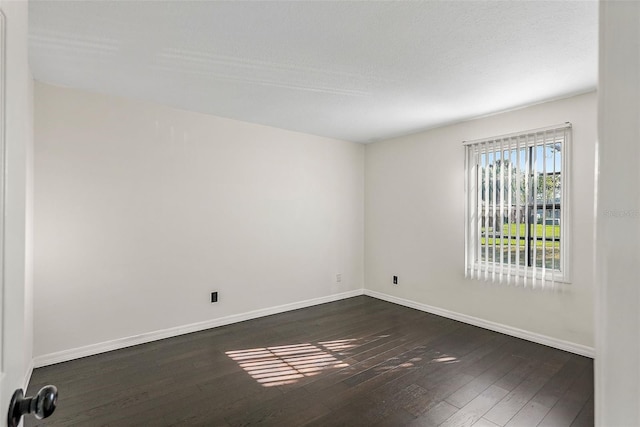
[464,123,571,287]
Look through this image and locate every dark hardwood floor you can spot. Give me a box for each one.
[26,296,593,426]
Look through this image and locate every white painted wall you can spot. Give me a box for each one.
[0,0,34,416]
[595,1,640,425]
[365,92,596,349]
[34,83,364,357]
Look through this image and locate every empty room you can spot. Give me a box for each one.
[0,0,638,426]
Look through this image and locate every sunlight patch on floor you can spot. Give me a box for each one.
[432,356,458,363]
[226,340,353,387]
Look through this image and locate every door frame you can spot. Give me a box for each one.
[0,7,7,385]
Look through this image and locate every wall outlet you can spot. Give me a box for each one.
[393,276,398,285]
[211,292,218,303]
[336,273,342,283]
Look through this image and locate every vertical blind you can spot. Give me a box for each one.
[464,123,571,289]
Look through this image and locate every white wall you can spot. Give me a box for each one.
[0,0,34,415]
[365,92,596,349]
[595,1,640,425]
[34,83,364,358]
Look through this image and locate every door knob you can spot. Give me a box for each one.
[7,385,58,427]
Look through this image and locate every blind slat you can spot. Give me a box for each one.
[515,135,521,286]
[551,129,557,286]
[499,138,505,284]
[476,148,482,280]
[492,144,497,283]
[531,133,538,288]
[484,141,489,281]
[542,131,548,289]
[464,141,469,279]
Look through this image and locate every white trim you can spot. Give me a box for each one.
[23,358,34,390]
[33,289,365,368]
[0,9,6,377]
[32,287,594,368]
[364,289,594,358]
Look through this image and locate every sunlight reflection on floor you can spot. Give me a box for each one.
[226,339,356,387]
[431,356,458,363]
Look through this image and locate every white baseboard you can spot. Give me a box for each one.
[364,289,595,358]
[32,287,593,369]
[33,289,365,368]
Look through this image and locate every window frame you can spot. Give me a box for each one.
[464,123,572,285]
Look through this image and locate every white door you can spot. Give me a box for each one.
[0,4,31,425]
[0,2,54,424]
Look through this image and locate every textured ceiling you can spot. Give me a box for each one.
[29,1,598,143]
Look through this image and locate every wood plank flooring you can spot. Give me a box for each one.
[26,296,593,426]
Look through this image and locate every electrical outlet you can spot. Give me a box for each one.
[336,273,342,283]
[393,276,398,285]
[211,292,218,303]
